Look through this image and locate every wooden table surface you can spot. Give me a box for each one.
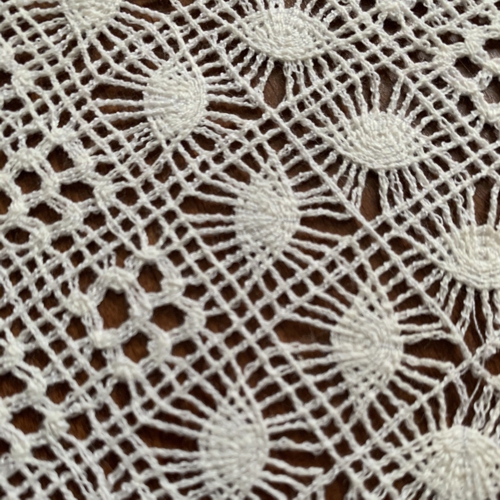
[1,0,498,498]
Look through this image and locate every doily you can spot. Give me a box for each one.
[1,0,500,498]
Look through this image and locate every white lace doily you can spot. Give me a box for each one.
[1,0,500,498]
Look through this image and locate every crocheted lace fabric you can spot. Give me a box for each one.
[2,0,500,498]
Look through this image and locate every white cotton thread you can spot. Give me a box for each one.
[64,0,121,30]
[239,8,331,61]
[145,62,207,141]
[328,296,403,399]
[1,0,500,498]
[234,174,300,263]
[438,225,500,291]
[199,400,269,496]
[330,111,425,171]
[377,0,416,17]
[413,426,500,500]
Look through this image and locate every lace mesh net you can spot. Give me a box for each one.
[1,0,500,499]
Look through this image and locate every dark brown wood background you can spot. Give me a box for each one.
[1,0,498,498]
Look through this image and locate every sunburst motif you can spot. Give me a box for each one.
[180,148,350,278]
[132,350,326,499]
[328,295,404,397]
[144,62,207,142]
[374,382,500,500]
[394,187,500,342]
[238,7,331,62]
[233,172,300,263]
[89,45,260,159]
[410,425,500,499]
[329,111,425,172]
[308,72,442,210]
[438,224,500,291]
[198,395,269,497]
[197,0,355,105]
[277,249,454,414]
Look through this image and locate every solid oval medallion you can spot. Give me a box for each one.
[414,426,500,500]
[437,225,500,290]
[330,298,403,393]
[331,111,425,171]
[234,175,300,261]
[199,401,268,496]
[240,8,330,62]
[145,62,207,141]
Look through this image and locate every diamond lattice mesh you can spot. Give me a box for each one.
[1,0,500,499]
